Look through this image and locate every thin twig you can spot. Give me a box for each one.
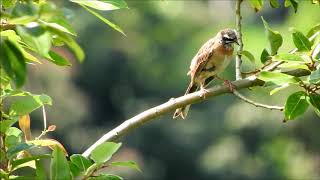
[235,0,243,80]
[232,90,284,111]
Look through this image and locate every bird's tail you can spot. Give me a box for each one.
[173,82,198,119]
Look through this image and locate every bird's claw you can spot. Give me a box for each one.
[199,88,209,99]
[223,80,235,92]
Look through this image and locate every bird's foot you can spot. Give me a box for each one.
[223,80,235,92]
[199,87,210,99]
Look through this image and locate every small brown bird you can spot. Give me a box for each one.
[173,28,239,119]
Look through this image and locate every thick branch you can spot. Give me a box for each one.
[235,0,243,80]
[82,68,309,158]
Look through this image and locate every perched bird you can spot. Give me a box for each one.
[173,28,239,119]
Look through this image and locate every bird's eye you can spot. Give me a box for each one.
[223,36,233,41]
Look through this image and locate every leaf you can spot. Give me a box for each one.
[50,146,71,180]
[307,24,320,37]
[10,94,52,115]
[239,50,255,63]
[291,29,312,51]
[248,0,264,12]
[5,127,22,148]
[0,119,18,133]
[9,16,38,25]
[35,160,47,180]
[80,5,126,36]
[269,0,280,8]
[90,142,121,163]
[278,62,309,70]
[39,20,76,36]
[70,154,93,171]
[110,161,141,172]
[258,71,300,85]
[88,174,123,180]
[308,68,320,84]
[16,25,51,56]
[273,53,305,62]
[261,17,283,55]
[71,0,128,11]
[260,48,270,63]
[285,0,299,12]
[2,0,17,8]
[312,43,320,60]
[28,139,68,156]
[270,83,290,95]
[69,162,81,178]
[284,91,309,120]
[7,143,33,159]
[0,39,26,88]
[309,93,320,111]
[19,115,32,141]
[11,154,51,169]
[45,51,71,66]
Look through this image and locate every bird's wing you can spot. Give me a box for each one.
[188,38,216,81]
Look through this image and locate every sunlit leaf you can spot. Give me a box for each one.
[45,50,71,66]
[273,53,306,62]
[80,5,126,36]
[50,146,71,180]
[19,115,32,141]
[261,17,283,55]
[39,20,76,36]
[285,0,299,12]
[29,139,68,156]
[239,50,255,63]
[5,127,22,148]
[110,161,141,172]
[90,142,121,163]
[269,0,280,8]
[0,119,18,133]
[308,68,320,84]
[70,154,93,171]
[291,29,312,51]
[307,24,320,38]
[248,0,264,12]
[88,174,123,180]
[71,0,128,11]
[0,39,26,88]
[10,94,52,115]
[284,91,309,120]
[270,83,290,95]
[258,71,300,85]
[11,154,51,169]
[2,0,17,8]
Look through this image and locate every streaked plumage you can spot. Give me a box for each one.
[173,28,239,119]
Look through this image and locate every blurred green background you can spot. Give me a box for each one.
[27,1,320,179]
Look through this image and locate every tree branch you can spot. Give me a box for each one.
[82,67,309,158]
[232,89,284,111]
[235,0,243,80]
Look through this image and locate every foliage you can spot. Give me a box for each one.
[0,0,139,179]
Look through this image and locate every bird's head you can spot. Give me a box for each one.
[220,28,239,45]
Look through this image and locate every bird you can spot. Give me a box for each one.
[173,28,239,119]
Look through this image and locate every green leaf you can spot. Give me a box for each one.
[11,154,51,169]
[90,142,121,163]
[16,25,51,56]
[270,83,290,95]
[10,94,52,115]
[260,48,270,63]
[80,5,126,36]
[45,51,71,66]
[291,29,312,51]
[7,143,33,159]
[39,20,76,36]
[308,68,320,84]
[2,0,17,8]
[261,17,283,55]
[307,24,320,38]
[50,146,71,180]
[284,91,309,120]
[70,154,93,171]
[269,0,280,8]
[69,162,81,178]
[248,0,264,12]
[110,161,141,172]
[35,160,47,180]
[5,127,22,148]
[309,93,320,111]
[71,0,128,11]
[0,119,18,133]
[88,174,123,180]
[239,50,255,63]
[9,16,38,25]
[273,53,305,62]
[285,0,299,12]
[278,62,309,70]
[258,71,300,85]
[0,39,26,88]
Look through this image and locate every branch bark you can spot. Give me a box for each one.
[82,67,309,158]
[235,0,243,80]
